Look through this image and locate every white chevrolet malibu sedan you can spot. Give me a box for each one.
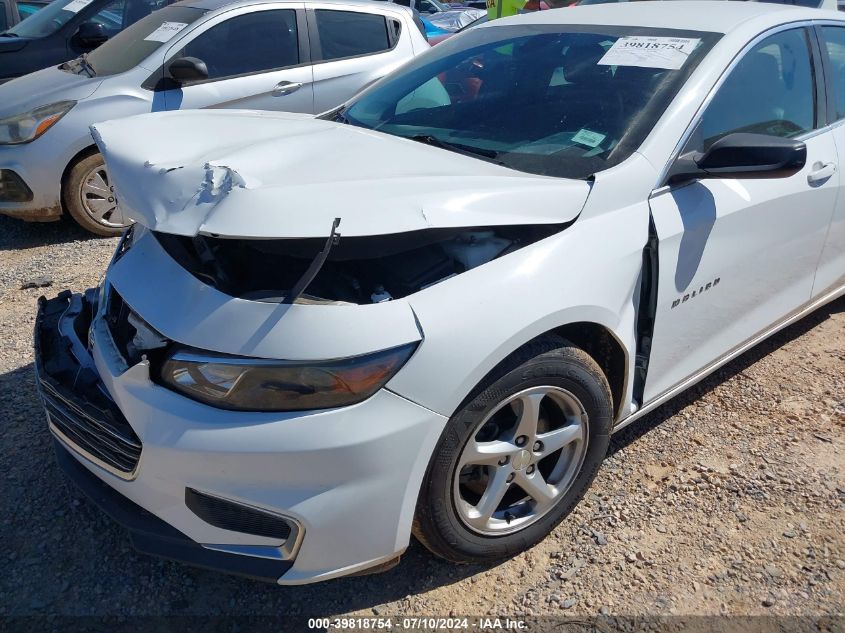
[34,1,845,584]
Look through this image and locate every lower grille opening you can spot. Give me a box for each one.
[185,489,293,540]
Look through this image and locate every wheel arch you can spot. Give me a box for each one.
[448,319,631,424]
[548,321,629,422]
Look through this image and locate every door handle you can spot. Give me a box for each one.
[272,81,303,97]
[807,161,837,184]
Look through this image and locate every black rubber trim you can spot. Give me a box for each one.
[54,440,295,583]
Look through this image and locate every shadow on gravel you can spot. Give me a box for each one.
[0,296,842,618]
[0,215,103,252]
[609,295,845,457]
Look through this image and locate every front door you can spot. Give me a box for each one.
[813,24,845,296]
[162,5,314,113]
[644,26,839,402]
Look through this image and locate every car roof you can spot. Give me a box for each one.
[492,1,841,35]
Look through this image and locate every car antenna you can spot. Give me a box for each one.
[283,218,342,305]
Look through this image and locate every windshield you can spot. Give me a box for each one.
[7,0,94,38]
[84,5,206,76]
[8,0,177,39]
[342,25,720,179]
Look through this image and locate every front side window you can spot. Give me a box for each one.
[85,5,206,77]
[341,26,719,179]
[315,10,391,61]
[821,26,845,121]
[178,9,298,81]
[698,28,816,149]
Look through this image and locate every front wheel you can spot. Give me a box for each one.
[413,339,613,563]
[63,153,131,236]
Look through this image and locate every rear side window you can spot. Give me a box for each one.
[698,28,816,148]
[314,9,391,61]
[821,26,845,121]
[179,9,299,81]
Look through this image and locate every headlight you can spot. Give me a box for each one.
[0,101,76,145]
[159,343,418,411]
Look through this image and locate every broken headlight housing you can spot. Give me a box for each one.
[0,101,75,145]
[159,343,418,411]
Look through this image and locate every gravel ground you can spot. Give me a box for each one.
[0,214,843,625]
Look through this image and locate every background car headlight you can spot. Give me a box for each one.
[0,101,76,145]
[159,343,418,411]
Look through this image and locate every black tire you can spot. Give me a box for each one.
[413,336,613,563]
[63,153,127,237]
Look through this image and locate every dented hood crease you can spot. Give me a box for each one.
[91,110,592,239]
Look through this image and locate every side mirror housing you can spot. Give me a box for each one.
[668,132,807,185]
[75,21,108,48]
[168,56,209,84]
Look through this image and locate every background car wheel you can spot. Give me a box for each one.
[413,336,613,563]
[63,153,131,237]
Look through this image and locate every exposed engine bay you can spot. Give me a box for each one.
[153,224,564,305]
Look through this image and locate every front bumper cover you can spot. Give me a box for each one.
[34,288,448,583]
[36,291,294,582]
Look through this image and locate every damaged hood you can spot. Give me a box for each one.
[92,110,592,238]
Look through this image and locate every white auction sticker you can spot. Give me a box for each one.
[144,22,189,42]
[598,36,701,70]
[571,128,606,148]
[62,0,95,13]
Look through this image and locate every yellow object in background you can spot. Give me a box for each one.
[486,0,528,21]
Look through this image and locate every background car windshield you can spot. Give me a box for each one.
[85,5,206,76]
[7,0,91,37]
[8,0,176,38]
[343,25,719,179]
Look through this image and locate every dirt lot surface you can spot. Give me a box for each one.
[0,215,843,626]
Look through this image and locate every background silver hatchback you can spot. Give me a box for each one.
[0,0,428,234]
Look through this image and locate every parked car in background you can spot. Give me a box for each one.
[425,7,484,31]
[427,11,485,43]
[0,0,178,83]
[0,0,427,234]
[374,0,453,14]
[34,1,845,584]
[0,0,48,32]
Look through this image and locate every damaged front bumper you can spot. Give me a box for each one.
[35,290,447,583]
[36,291,297,582]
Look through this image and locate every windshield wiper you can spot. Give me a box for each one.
[78,53,96,77]
[410,135,501,161]
[1,32,19,37]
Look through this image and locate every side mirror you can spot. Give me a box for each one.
[668,132,807,185]
[75,21,108,48]
[168,56,209,84]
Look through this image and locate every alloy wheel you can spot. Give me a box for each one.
[453,386,589,536]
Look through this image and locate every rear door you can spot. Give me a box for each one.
[161,4,314,113]
[812,23,845,296]
[308,6,412,113]
[644,26,839,402]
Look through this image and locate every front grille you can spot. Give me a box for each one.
[36,291,143,478]
[185,489,293,540]
[43,381,142,476]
